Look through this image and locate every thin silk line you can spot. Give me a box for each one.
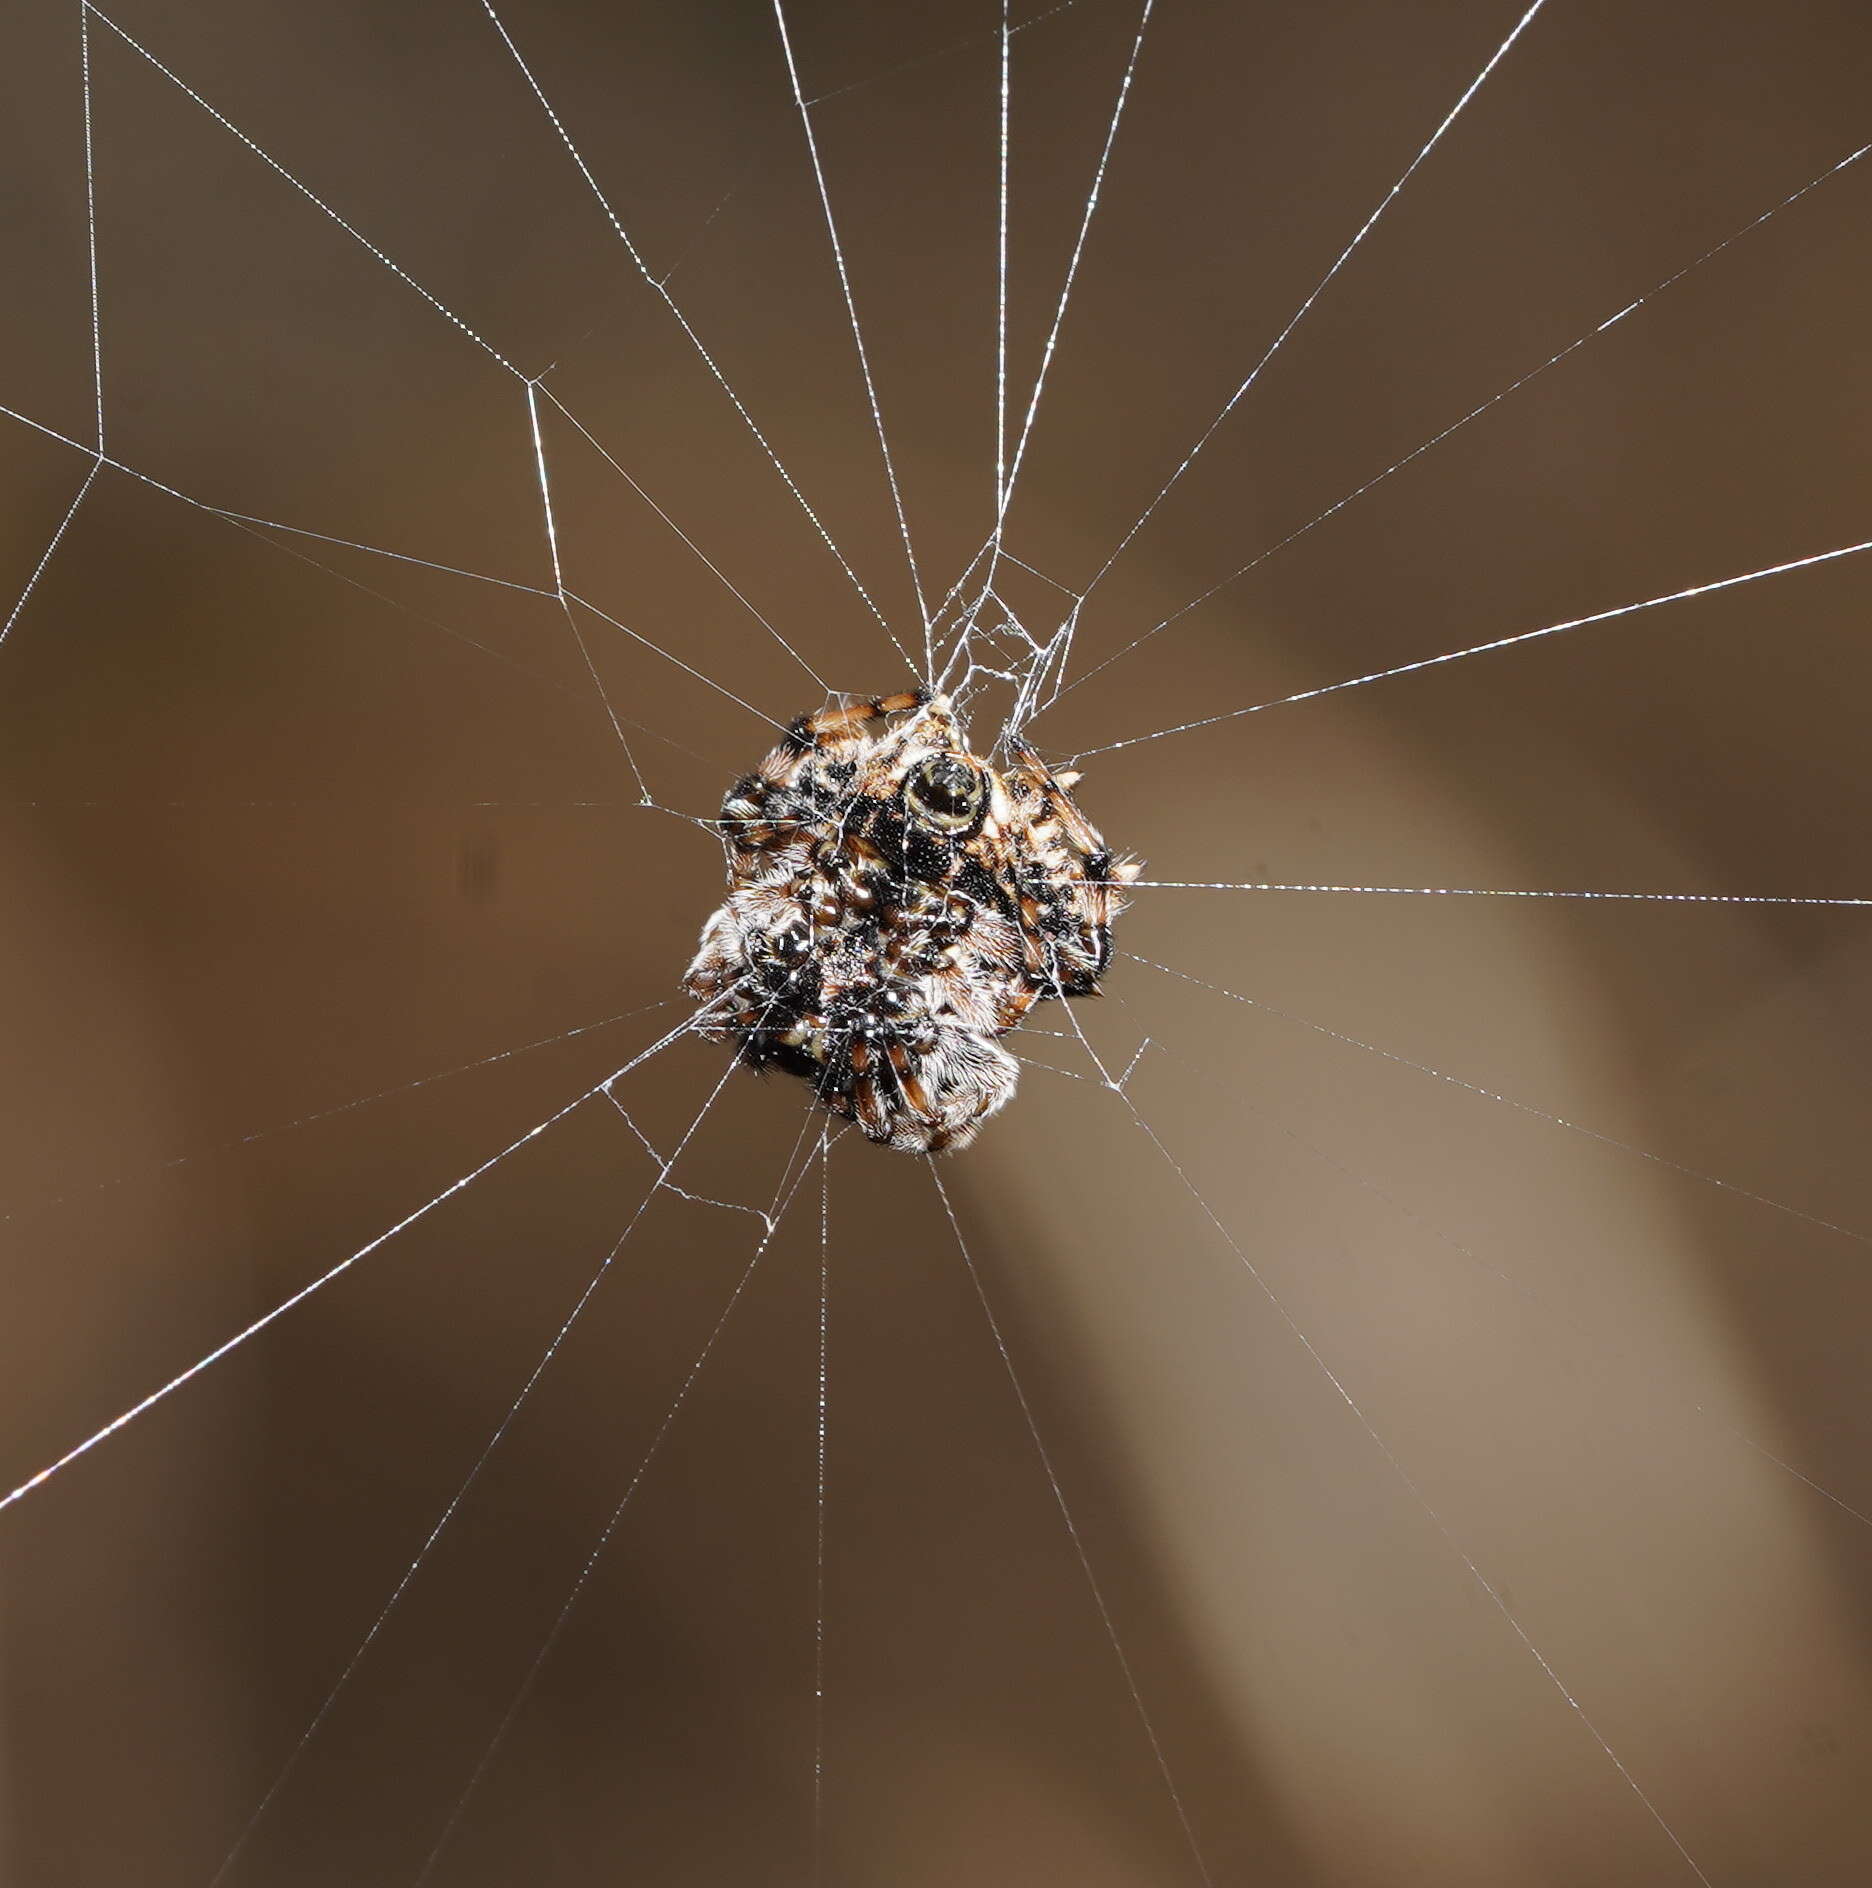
[996,0,1011,517]
[85,3,520,374]
[210,507,550,596]
[477,0,907,664]
[410,1113,835,1882]
[1000,548,1082,599]
[1130,1013,1872,1534]
[1111,1082,1712,1884]
[929,1162,1213,1886]
[601,1090,776,1225]
[0,461,99,650]
[0,799,666,809]
[0,395,778,771]
[79,0,104,451]
[773,0,933,649]
[540,388,830,692]
[0,401,623,709]
[1124,879,1872,907]
[525,381,650,800]
[1045,137,1872,709]
[1071,0,1551,610]
[1124,948,1872,1249]
[812,1130,831,1881]
[1078,534,1872,758]
[1058,977,1717,1882]
[207,1044,771,1883]
[0,1014,708,1520]
[213,508,612,718]
[800,0,1080,111]
[73,5,817,729]
[0,393,552,597]
[564,589,790,733]
[994,0,1156,535]
[0,1002,668,1230]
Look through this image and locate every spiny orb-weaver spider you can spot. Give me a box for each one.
[685,690,1139,1153]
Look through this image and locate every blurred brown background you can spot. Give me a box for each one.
[3,0,1872,1882]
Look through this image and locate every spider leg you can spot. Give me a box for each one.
[783,689,928,753]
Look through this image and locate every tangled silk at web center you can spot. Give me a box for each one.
[684,691,1139,1153]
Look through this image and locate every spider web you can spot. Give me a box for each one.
[3,1,1872,1884]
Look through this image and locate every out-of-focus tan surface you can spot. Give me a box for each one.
[3,2,1871,1883]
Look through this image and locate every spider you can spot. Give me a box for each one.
[684,690,1139,1153]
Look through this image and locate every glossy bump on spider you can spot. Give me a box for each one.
[683,690,1140,1153]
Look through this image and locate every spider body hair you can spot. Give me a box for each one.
[685,692,1136,1153]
